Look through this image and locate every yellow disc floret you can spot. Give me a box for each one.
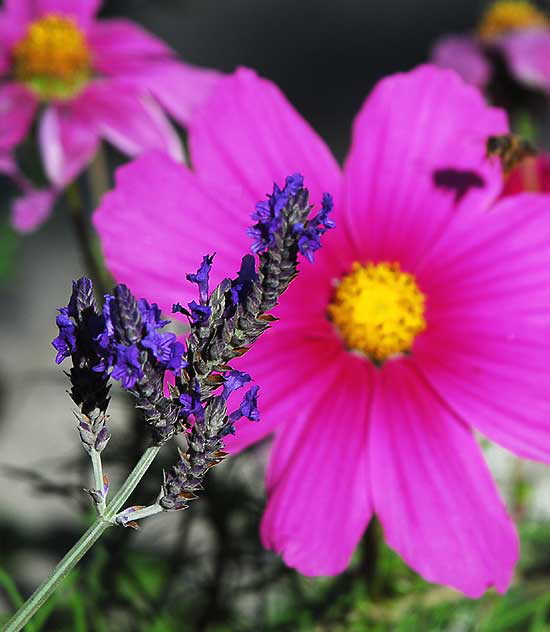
[328,262,426,363]
[477,1,548,40]
[12,14,91,100]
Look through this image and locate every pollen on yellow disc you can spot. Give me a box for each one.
[327,262,427,363]
[13,14,91,100]
[477,1,548,40]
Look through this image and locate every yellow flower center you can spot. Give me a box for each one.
[327,262,427,363]
[477,1,548,40]
[12,14,91,100]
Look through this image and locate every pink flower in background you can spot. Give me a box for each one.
[0,0,221,232]
[432,1,550,92]
[94,65,550,597]
[503,153,550,195]
[499,29,550,92]
[432,35,492,89]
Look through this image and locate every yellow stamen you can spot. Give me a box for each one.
[12,14,91,100]
[328,262,426,363]
[477,1,548,40]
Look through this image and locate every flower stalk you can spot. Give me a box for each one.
[4,444,161,632]
[65,182,109,297]
[89,449,106,514]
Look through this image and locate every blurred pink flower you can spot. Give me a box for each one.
[432,1,550,92]
[500,29,550,92]
[94,65,550,597]
[0,0,221,231]
[502,152,550,195]
[432,36,492,89]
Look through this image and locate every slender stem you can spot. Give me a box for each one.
[4,444,162,632]
[65,183,108,297]
[103,445,161,521]
[116,503,162,524]
[86,146,110,209]
[90,449,106,514]
[362,519,380,598]
[3,520,111,632]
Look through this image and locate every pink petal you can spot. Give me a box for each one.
[225,323,342,453]
[342,64,507,269]
[122,59,223,126]
[1,0,33,23]
[432,35,492,88]
[414,192,550,463]
[81,80,183,162]
[189,67,341,211]
[87,18,172,75]
[370,360,518,597]
[0,83,37,151]
[39,104,99,187]
[261,356,374,576]
[34,0,100,29]
[0,1,32,46]
[500,29,550,92]
[0,152,16,175]
[93,151,251,315]
[0,15,18,72]
[11,188,56,233]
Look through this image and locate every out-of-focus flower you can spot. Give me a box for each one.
[502,152,550,194]
[94,64,550,597]
[0,0,221,232]
[432,1,549,92]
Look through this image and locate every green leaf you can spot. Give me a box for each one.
[0,568,36,632]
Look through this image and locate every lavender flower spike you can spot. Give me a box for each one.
[153,174,334,515]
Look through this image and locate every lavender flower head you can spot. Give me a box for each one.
[54,174,334,517]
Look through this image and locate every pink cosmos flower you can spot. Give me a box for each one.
[93,64,550,597]
[0,0,221,232]
[503,153,550,196]
[432,1,550,92]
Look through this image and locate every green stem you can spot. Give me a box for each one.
[3,445,161,632]
[65,182,108,297]
[86,146,110,209]
[90,449,106,515]
[103,445,160,521]
[362,519,380,598]
[3,520,110,632]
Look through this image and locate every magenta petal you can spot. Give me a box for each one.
[343,65,507,268]
[370,361,518,597]
[190,67,341,210]
[39,104,99,187]
[81,81,183,162]
[87,18,172,75]
[2,0,33,23]
[431,35,491,88]
[0,1,33,46]
[225,322,343,453]
[11,188,56,233]
[34,0,100,28]
[415,192,550,463]
[0,83,37,151]
[123,59,223,126]
[93,151,251,315]
[500,29,550,92]
[0,152,16,176]
[261,357,374,576]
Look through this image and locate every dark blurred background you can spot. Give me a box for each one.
[102,0,484,157]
